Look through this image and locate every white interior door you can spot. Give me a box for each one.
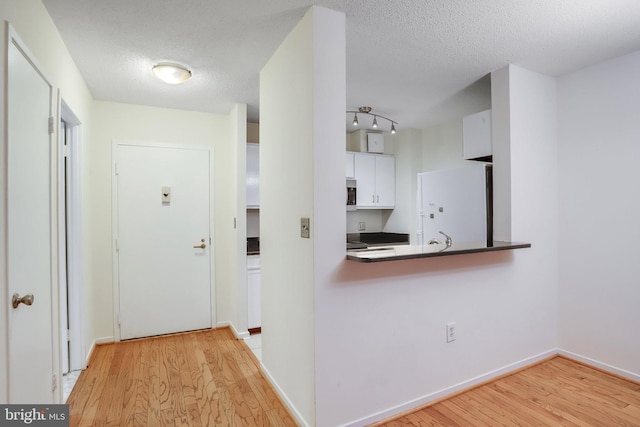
[115,143,213,340]
[7,29,56,403]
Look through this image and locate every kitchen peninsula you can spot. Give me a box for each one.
[346,241,530,263]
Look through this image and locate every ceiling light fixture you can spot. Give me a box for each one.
[346,107,397,134]
[152,62,192,84]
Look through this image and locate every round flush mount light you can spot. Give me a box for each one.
[152,63,192,84]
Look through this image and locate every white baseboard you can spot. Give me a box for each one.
[84,336,114,368]
[341,348,558,427]
[259,362,310,427]
[216,321,250,340]
[559,349,640,383]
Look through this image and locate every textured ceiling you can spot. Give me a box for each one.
[42,0,640,129]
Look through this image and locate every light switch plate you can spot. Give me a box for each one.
[301,217,310,238]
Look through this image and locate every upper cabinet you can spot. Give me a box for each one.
[462,109,492,161]
[247,143,259,208]
[353,152,395,208]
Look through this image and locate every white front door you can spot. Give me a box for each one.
[7,29,56,403]
[115,143,213,340]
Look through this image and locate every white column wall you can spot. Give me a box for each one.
[259,7,320,426]
[228,103,249,336]
[558,50,640,378]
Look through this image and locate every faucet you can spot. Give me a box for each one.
[439,231,452,247]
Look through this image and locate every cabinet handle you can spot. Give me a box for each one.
[377,195,379,203]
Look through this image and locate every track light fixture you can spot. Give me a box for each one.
[346,107,397,134]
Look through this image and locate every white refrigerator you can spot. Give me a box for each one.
[417,163,492,246]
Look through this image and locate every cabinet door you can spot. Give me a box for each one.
[246,143,259,208]
[462,109,492,159]
[346,152,355,178]
[247,256,261,329]
[375,155,395,207]
[354,153,376,207]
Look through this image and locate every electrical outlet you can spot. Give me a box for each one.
[358,222,366,231]
[446,322,456,343]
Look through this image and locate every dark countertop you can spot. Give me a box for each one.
[346,241,531,263]
[347,232,409,249]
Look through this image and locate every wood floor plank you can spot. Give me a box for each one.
[378,356,640,426]
[67,328,297,427]
[71,332,640,427]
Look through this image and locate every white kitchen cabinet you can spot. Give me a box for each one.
[462,109,492,160]
[346,152,355,178]
[353,152,395,208]
[246,143,259,208]
[247,255,261,329]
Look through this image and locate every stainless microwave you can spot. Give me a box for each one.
[346,179,356,210]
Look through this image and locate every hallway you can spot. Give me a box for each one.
[67,328,296,426]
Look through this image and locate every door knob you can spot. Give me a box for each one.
[193,238,206,249]
[12,293,34,309]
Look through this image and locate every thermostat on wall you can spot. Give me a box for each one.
[367,133,384,153]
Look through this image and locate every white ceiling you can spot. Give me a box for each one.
[42,0,640,130]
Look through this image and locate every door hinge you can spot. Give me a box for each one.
[66,329,70,342]
[114,162,119,175]
[115,238,119,252]
[117,312,121,326]
[63,144,70,158]
[48,116,54,135]
[52,374,57,392]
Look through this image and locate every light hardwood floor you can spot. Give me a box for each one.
[377,356,640,426]
[67,327,297,426]
[69,328,640,427]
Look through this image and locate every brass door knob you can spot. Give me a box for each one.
[12,293,34,309]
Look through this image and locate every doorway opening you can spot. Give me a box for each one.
[59,100,84,401]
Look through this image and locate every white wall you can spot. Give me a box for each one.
[314,65,559,427]
[228,104,249,336]
[259,8,317,425]
[383,128,422,241]
[260,6,346,426]
[0,0,94,403]
[90,101,244,346]
[557,50,640,378]
[422,119,470,171]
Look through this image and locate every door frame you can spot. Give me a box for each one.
[5,23,60,403]
[111,140,216,342]
[57,98,85,373]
